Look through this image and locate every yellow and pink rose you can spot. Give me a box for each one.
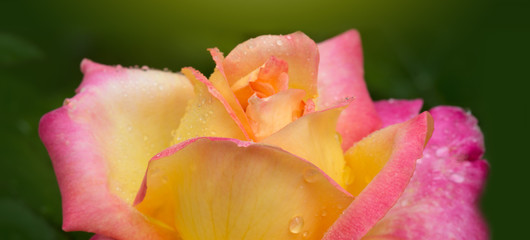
[39,30,489,240]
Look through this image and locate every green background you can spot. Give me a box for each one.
[1,0,527,239]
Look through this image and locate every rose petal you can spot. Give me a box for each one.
[375,99,423,127]
[39,59,191,238]
[172,67,248,143]
[135,138,354,240]
[223,32,319,99]
[324,112,434,240]
[317,30,382,150]
[363,107,489,239]
[208,49,256,139]
[246,89,306,141]
[261,106,347,187]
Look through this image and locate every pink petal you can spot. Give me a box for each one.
[374,99,423,127]
[39,59,191,238]
[363,106,489,240]
[317,30,382,150]
[324,112,433,240]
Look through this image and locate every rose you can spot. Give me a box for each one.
[39,30,489,240]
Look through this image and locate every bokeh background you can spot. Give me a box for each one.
[1,0,527,239]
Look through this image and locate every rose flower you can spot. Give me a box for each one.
[39,30,489,240]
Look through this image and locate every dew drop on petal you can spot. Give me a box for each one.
[343,166,355,185]
[289,216,304,234]
[276,40,283,46]
[303,168,318,183]
[320,209,327,217]
[436,146,449,157]
[450,173,465,183]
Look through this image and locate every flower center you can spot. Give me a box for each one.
[230,56,313,140]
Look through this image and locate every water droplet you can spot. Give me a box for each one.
[289,216,304,234]
[302,231,309,238]
[436,147,449,157]
[450,173,464,183]
[276,40,283,46]
[320,209,327,217]
[286,35,292,40]
[303,168,318,183]
[343,166,355,185]
[334,133,342,144]
[63,98,71,106]
[127,126,133,132]
[141,65,149,71]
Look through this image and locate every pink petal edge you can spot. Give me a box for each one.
[317,30,382,150]
[323,112,433,240]
[39,60,180,239]
[364,106,489,239]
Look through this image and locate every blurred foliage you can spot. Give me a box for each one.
[0,0,527,239]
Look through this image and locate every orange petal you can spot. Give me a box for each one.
[223,32,319,99]
[172,67,247,144]
[261,106,347,187]
[135,138,354,240]
[250,56,290,97]
[246,89,305,141]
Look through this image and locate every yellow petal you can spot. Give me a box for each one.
[261,107,347,187]
[343,112,434,196]
[172,68,246,144]
[67,60,195,204]
[209,48,256,140]
[135,138,353,240]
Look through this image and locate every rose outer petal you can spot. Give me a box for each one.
[375,99,424,128]
[324,112,434,240]
[39,60,192,238]
[363,107,489,240]
[317,30,382,150]
[135,138,354,240]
